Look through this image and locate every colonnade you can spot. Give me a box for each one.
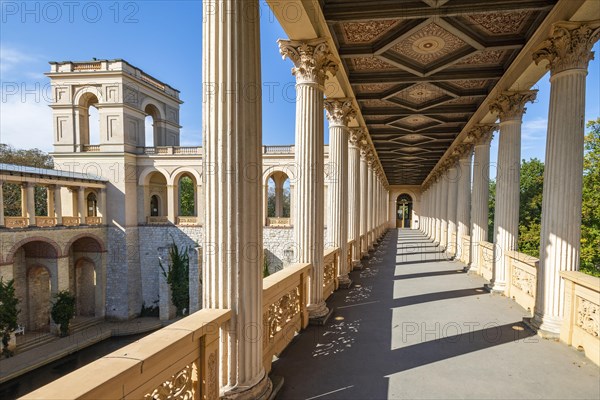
[421,20,599,341]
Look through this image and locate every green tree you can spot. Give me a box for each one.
[160,241,190,316]
[488,179,496,243]
[51,290,76,337]
[0,278,20,358]
[518,158,544,257]
[581,118,600,276]
[178,176,195,216]
[0,144,54,216]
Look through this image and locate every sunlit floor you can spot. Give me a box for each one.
[271,229,600,400]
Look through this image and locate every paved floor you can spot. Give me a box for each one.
[272,229,600,400]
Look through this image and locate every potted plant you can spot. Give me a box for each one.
[0,278,20,357]
[51,290,76,337]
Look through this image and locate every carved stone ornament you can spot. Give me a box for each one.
[468,124,497,145]
[489,90,537,121]
[533,20,600,75]
[349,128,366,147]
[576,297,599,337]
[324,98,357,127]
[278,38,339,86]
[145,364,196,400]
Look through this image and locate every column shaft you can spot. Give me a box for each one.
[54,186,63,225]
[0,181,4,227]
[471,134,493,268]
[360,150,368,256]
[78,186,86,225]
[348,129,363,267]
[26,183,35,226]
[446,166,459,254]
[456,153,472,261]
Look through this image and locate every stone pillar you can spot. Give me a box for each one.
[348,128,364,268]
[54,185,63,225]
[446,163,459,255]
[77,186,86,225]
[47,186,55,218]
[24,183,35,226]
[469,125,496,269]
[439,171,449,250]
[203,2,271,397]
[279,38,338,320]
[366,156,374,250]
[98,188,107,222]
[289,184,295,226]
[167,184,177,224]
[489,90,537,292]
[324,98,356,286]
[360,146,369,256]
[0,180,4,227]
[531,21,600,335]
[456,148,473,262]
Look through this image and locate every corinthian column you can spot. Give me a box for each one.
[325,98,356,287]
[348,128,364,268]
[360,146,369,256]
[488,90,537,293]
[469,125,496,270]
[366,154,374,250]
[439,169,449,250]
[279,38,338,319]
[531,20,600,335]
[456,146,473,262]
[446,162,459,255]
[202,2,271,398]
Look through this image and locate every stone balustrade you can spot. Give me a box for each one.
[267,217,291,227]
[140,146,202,155]
[35,217,58,228]
[4,217,28,228]
[460,235,471,265]
[478,241,495,281]
[560,271,600,366]
[176,216,200,226]
[262,263,311,372]
[82,145,100,152]
[22,309,231,400]
[323,248,340,300]
[147,216,170,225]
[506,251,538,314]
[62,217,80,227]
[450,232,457,256]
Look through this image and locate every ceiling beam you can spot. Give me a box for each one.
[323,0,557,21]
[349,67,504,84]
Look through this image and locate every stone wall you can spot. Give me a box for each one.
[263,227,295,274]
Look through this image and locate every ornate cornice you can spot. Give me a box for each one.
[533,20,600,75]
[324,98,356,127]
[278,38,339,86]
[489,90,537,121]
[349,128,365,148]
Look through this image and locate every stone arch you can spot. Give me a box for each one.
[171,168,201,218]
[73,86,104,106]
[169,167,201,186]
[140,97,165,121]
[26,264,52,331]
[74,257,96,317]
[63,233,106,256]
[139,166,170,186]
[7,236,61,264]
[262,165,296,187]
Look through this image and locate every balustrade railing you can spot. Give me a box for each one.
[140,146,202,156]
[267,217,291,227]
[460,235,471,265]
[22,309,231,400]
[85,216,103,225]
[478,241,495,281]
[36,217,57,227]
[176,216,200,226]
[4,217,28,228]
[263,145,294,154]
[262,263,310,372]
[147,216,170,225]
[62,217,80,227]
[506,251,538,314]
[323,248,339,300]
[449,232,458,256]
[561,271,600,366]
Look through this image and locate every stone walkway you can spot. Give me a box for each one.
[272,229,600,400]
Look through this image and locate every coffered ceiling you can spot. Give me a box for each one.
[322,0,557,185]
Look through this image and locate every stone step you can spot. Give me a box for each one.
[16,333,56,354]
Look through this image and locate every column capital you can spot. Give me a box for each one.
[467,124,497,146]
[278,38,339,86]
[533,20,600,75]
[349,128,366,147]
[324,98,356,127]
[489,90,537,122]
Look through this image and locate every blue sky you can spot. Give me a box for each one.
[1,1,599,177]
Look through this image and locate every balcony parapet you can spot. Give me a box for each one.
[62,217,80,227]
[267,217,290,227]
[176,216,200,226]
[323,247,340,300]
[22,309,231,400]
[4,217,28,229]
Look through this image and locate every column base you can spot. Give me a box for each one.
[221,372,272,400]
[351,259,363,270]
[484,282,507,295]
[526,313,562,340]
[309,307,334,326]
[337,274,352,289]
[307,301,329,319]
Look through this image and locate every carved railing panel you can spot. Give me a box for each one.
[460,235,471,265]
[561,271,600,366]
[267,217,291,227]
[506,251,538,314]
[480,241,495,282]
[85,216,103,225]
[177,216,200,226]
[323,248,339,300]
[262,263,310,373]
[144,363,198,400]
[36,217,57,228]
[62,217,80,227]
[4,217,29,228]
[148,216,170,225]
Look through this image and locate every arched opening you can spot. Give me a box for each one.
[11,240,58,332]
[396,193,413,229]
[177,174,197,217]
[266,171,291,224]
[78,92,100,147]
[150,195,161,217]
[87,192,98,217]
[144,104,161,147]
[69,236,103,318]
[27,265,51,331]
